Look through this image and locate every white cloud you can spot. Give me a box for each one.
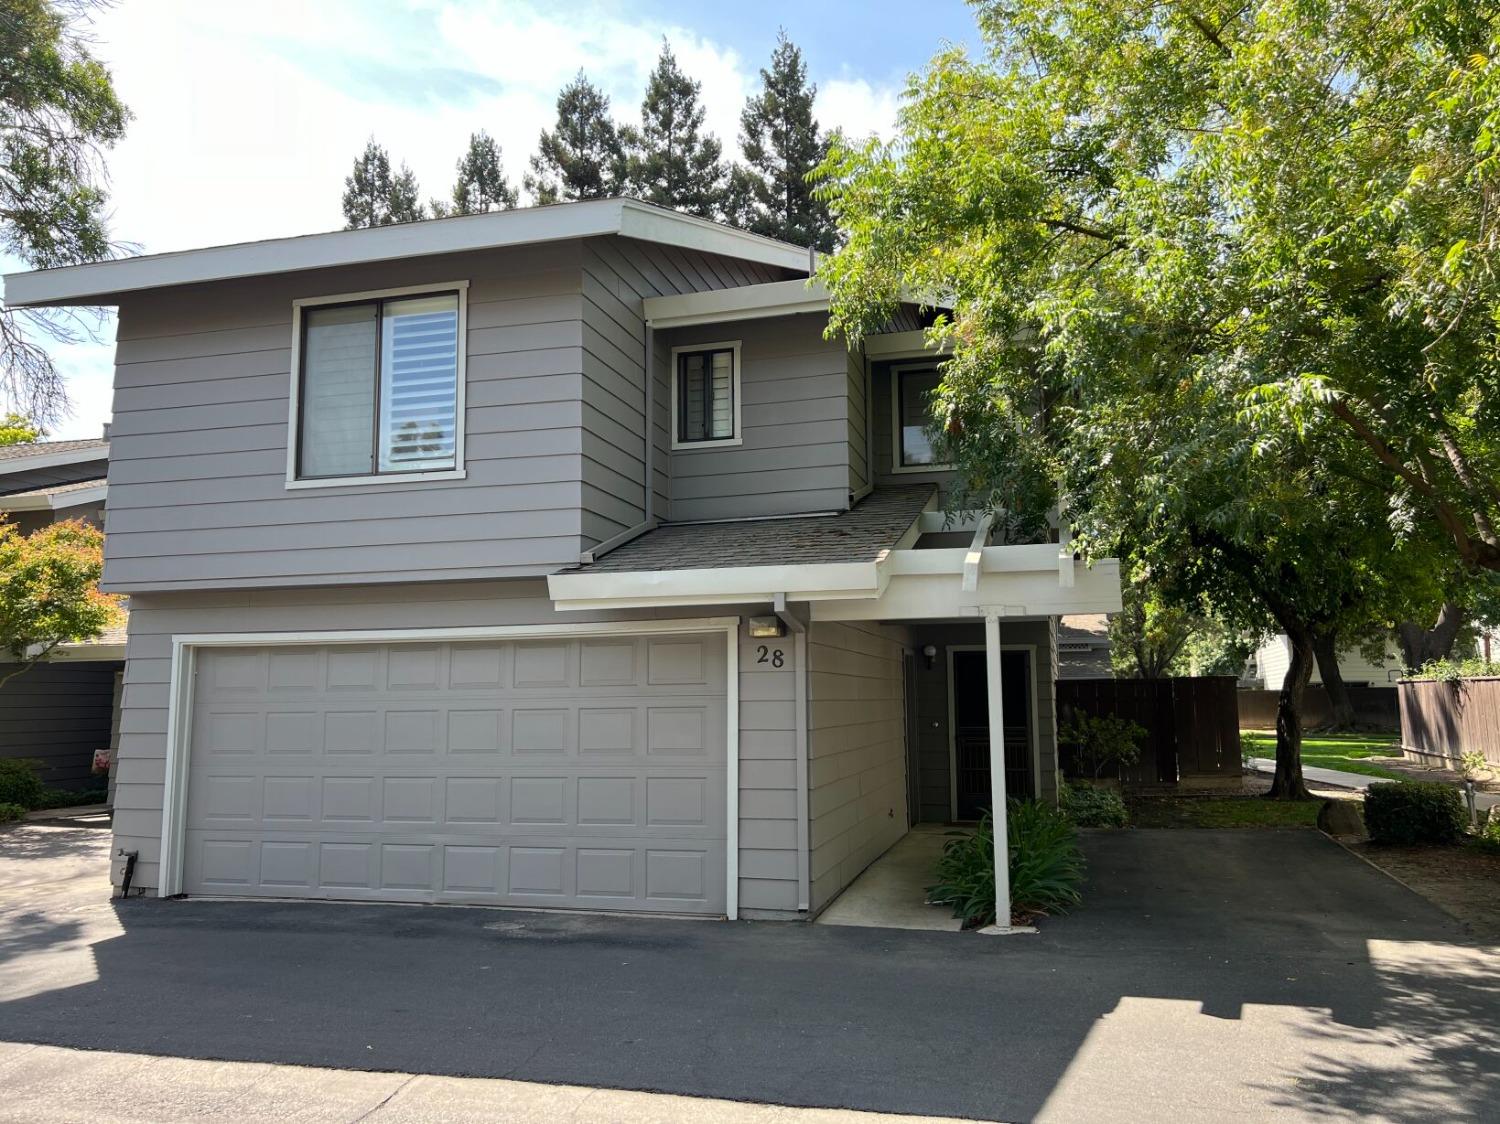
[35,0,900,439]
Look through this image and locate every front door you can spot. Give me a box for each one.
[952,648,1033,819]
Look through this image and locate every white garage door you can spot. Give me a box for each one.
[181,634,728,914]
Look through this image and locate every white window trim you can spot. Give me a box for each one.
[157,617,742,919]
[889,361,954,474]
[284,280,470,489]
[670,340,743,451]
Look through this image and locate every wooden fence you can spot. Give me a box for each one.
[1057,676,1241,785]
[1237,686,1399,732]
[1398,677,1500,768]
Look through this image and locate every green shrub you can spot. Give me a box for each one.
[1060,711,1145,780]
[929,802,1085,927]
[1363,781,1467,846]
[34,787,107,810]
[0,760,43,809]
[1061,783,1129,828]
[1477,808,1500,851]
[1405,658,1500,683]
[0,802,25,825]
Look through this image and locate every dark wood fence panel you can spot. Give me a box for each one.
[1057,676,1240,785]
[1398,678,1500,767]
[0,660,122,789]
[1237,686,1399,732]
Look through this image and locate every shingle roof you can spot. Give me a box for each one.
[0,475,107,499]
[571,485,937,574]
[0,437,107,462]
[1058,613,1111,644]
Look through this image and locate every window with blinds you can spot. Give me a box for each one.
[675,346,738,446]
[296,290,461,480]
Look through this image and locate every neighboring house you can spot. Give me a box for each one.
[1248,634,1401,690]
[0,435,124,791]
[1055,614,1112,680]
[5,199,1120,920]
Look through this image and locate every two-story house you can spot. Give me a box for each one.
[0,435,124,792]
[5,199,1119,921]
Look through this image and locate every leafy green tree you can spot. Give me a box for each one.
[0,0,129,429]
[0,518,120,688]
[0,414,41,445]
[817,0,1500,796]
[341,138,425,228]
[437,131,518,217]
[524,72,624,204]
[622,41,725,219]
[733,31,834,250]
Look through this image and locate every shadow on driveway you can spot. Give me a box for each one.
[1,826,1495,1121]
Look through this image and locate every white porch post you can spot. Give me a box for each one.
[984,611,1011,930]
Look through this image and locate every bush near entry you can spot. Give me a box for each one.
[0,759,43,809]
[1363,781,1467,846]
[928,801,1085,927]
[1061,783,1129,827]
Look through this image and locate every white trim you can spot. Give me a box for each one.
[0,481,107,511]
[4,198,810,308]
[865,330,953,358]
[962,514,996,593]
[284,281,469,489]
[0,444,108,475]
[889,362,954,474]
[669,340,743,451]
[156,617,742,921]
[644,279,829,329]
[984,614,1011,933]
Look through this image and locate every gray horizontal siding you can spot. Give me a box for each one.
[663,315,854,521]
[0,659,120,790]
[111,581,802,918]
[105,242,593,592]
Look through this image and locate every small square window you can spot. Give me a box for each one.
[293,287,464,483]
[894,364,949,470]
[672,343,740,448]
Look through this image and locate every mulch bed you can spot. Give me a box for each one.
[1338,838,1500,941]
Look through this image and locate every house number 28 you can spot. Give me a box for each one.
[756,645,785,668]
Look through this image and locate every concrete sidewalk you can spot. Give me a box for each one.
[0,1042,942,1124]
[1249,757,1500,811]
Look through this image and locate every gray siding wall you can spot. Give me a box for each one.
[0,659,121,789]
[103,236,796,592]
[662,314,854,521]
[807,620,908,913]
[907,619,1059,824]
[12,500,105,536]
[110,581,802,917]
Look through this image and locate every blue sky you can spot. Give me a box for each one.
[5,0,983,440]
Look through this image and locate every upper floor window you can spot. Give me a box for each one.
[893,363,950,471]
[671,342,741,449]
[290,283,467,485]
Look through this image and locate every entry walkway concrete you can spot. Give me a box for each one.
[814,824,962,932]
[1249,757,1500,812]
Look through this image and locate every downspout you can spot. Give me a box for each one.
[774,593,811,913]
[577,316,658,565]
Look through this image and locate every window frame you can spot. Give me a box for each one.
[889,361,953,474]
[669,340,743,451]
[285,280,469,490]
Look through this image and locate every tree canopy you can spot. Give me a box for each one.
[733,31,834,250]
[0,414,41,445]
[0,517,119,687]
[524,72,625,204]
[0,0,128,429]
[818,0,1500,794]
[623,41,726,219]
[341,138,425,228]
[442,130,518,216]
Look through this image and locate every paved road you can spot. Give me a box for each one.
[1,820,1496,1122]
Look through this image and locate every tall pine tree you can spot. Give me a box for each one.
[524,73,624,203]
[435,131,518,217]
[622,41,726,219]
[732,32,834,250]
[342,138,427,228]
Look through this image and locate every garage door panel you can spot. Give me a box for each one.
[184,636,728,914]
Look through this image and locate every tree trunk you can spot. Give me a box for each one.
[1268,626,1314,800]
[1396,601,1466,671]
[1311,629,1356,731]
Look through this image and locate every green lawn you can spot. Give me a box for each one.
[1125,792,1324,829]
[1244,731,1407,781]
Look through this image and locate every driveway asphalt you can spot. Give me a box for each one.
[1,819,1496,1123]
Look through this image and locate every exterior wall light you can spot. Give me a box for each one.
[748,615,786,638]
[922,643,938,670]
